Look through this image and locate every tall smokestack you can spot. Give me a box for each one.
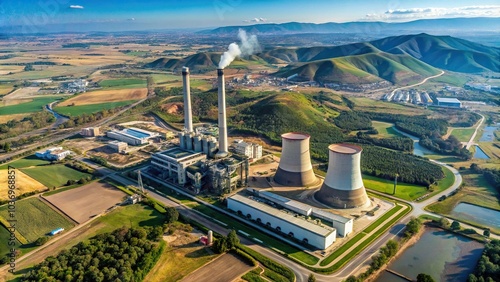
[216,68,228,158]
[182,66,193,132]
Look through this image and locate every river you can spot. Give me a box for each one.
[376,228,483,282]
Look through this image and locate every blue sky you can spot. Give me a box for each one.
[0,0,499,32]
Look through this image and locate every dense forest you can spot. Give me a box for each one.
[364,112,448,138]
[334,111,372,131]
[468,239,500,282]
[23,227,164,282]
[350,133,414,152]
[360,145,444,186]
[420,135,472,160]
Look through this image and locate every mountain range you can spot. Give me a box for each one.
[202,18,500,35]
[145,33,500,85]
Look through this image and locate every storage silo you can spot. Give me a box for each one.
[194,135,202,152]
[316,144,369,208]
[274,132,316,187]
[178,132,186,150]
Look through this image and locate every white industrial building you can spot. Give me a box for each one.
[106,127,158,145]
[235,141,262,160]
[227,194,336,249]
[253,190,353,237]
[35,147,72,161]
[151,148,207,185]
[107,141,128,153]
[81,127,99,137]
[436,97,462,108]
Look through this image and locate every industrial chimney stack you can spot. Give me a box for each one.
[182,66,193,133]
[274,132,317,187]
[316,144,369,208]
[216,68,228,158]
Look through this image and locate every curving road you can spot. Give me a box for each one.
[390,70,445,97]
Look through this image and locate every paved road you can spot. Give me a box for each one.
[390,70,445,97]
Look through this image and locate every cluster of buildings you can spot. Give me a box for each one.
[149,67,248,194]
[382,89,433,104]
[59,79,89,93]
[233,140,262,160]
[35,147,72,161]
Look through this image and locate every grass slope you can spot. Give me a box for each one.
[363,174,427,201]
[0,198,74,242]
[0,155,50,170]
[451,128,476,142]
[0,96,62,115]
[55,100,135,116]
[20,164,91,188]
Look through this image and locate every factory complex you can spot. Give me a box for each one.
[106,127,159,145]
[144,65,374,250]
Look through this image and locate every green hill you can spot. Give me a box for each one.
[370,33,500,73]
[277,52,440,84]
[144,52,220,72]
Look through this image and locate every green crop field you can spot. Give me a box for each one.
[20,164,91,188]
[450,128,475,142]
[99,78,146,89]
[55,100,135,116]
[96,204,164,234]
[371,121,403,138]
[151,74,180,84]
[0,225,20,257]
[0,96,63,115]
[363,174,427,201]
[0,155,50,170]
[0,198,75,243]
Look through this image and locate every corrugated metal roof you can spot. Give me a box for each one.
[312,208,351,224]
[436,97,461,103]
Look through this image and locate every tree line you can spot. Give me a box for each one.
[23,227,164,282]
[470,163,500,193]
[468,239,500,282]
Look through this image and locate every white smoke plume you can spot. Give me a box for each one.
[218,29,261,69]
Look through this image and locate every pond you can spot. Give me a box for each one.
[376,228,483,282]
[473,145,490,160]
[479,126,498,142]
[451,202,500,229]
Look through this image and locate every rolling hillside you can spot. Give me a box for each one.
[370,33,500,73]
[276,52,440,84]
[145,33,499,84]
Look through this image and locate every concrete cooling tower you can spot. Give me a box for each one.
[274,132,317,187]
[316,144,369,208]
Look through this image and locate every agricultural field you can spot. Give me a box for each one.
[44,181,126,223]
[450,128,475,142]
[0,96,63,115]
[20,164,91,188]
[98,78,146,89]
[0,65,24,75]
[0,155,50,170]
[0,169,46,201]
[0,225,19,257]
[144,229,219,282]
[0,197,75,243]
[0,113,30,124]
[371,121,403,138]
[363,174,427,201]
[55,100,136,116]
[0,84,14,96]
[179,253,251,282]
[58,88,147,106]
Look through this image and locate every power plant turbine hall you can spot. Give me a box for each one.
[316,144,369,208]
[274,132,317,187]
[182,66,193,132]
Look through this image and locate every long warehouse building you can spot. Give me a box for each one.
[227,194,336,249]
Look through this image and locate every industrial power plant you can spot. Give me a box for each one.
[144,62,375,251]
[149,67,248,195]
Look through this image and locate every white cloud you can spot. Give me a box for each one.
[243,17,267,23]
[69,5,84,9]
[364,5,500,21]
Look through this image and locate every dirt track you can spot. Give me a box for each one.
[181,253,253,282]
